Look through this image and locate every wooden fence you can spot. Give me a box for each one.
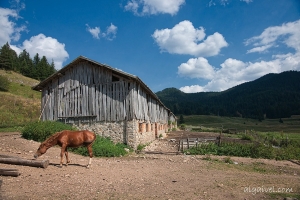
[178,137,217,152]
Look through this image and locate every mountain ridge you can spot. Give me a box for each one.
[156,71,300,119]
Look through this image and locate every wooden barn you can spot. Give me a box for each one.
[32,56,176,149]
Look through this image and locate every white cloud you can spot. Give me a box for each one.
[246,44,272,54]
[178,57,215,79]
[86,24,100,39]
[86,23,118,40]
[125,0,185,16]
[102,23,118,40]
[245,19,300,53]
[20,34,69,69]
[180,85,205,93]
[240,0,253,3]
[0,7,26,46]
[152,20,228,57]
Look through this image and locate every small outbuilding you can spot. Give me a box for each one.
[32,56,176,149]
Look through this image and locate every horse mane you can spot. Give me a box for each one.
[42,131,64,146]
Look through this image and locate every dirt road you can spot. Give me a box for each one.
[0,132,299,200]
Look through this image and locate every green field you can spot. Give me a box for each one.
[181,115,300,134]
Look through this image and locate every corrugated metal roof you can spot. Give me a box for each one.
[32,55,175,117]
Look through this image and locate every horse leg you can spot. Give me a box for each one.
[60,145,67,167]
[86,145,93,168]
[65,148,71,166]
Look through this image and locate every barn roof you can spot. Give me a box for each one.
[32,56,175,117]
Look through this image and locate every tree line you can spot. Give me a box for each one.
[0,42,56,81]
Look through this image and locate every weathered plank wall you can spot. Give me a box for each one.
[41,61,172,124]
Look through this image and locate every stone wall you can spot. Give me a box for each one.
[73,119,168,149]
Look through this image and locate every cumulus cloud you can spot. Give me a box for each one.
[86,23,118,40]
[20,34,69,69]
[0,7,26,46]
[124,0,185,16]
[152,20,228,57]
[178,57,215,79]
[245,19,300,53]
[180,85,205,93]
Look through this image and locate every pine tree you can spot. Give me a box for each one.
[179,115,185,124]
[0,42,18,71]
[18,49,33,77]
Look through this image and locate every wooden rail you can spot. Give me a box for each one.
[178,137,217,152]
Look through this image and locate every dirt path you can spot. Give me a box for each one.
[0,132,299,200]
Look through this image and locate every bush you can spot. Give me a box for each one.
[70,136,131,157]
[241,134,253,141]
[185,141,300,160]
[22,121,76,142]
[137,143,147,151]
[179,124,186,130]
[0,75,10,91]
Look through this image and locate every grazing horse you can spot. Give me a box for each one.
[34,130,96,168]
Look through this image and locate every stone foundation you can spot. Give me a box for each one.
[73,119,169,149]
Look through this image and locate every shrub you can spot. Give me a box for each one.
[137,143,147,151]
[70,136,131,157]
[185,141,300,160]
[241,134,253,141]
[223,156,233,164]
[179,124,186,130]
[22,121,76,142]
[0,75,10,91]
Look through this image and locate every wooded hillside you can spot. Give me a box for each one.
[156,71,300,119]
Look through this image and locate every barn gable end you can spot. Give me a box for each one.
[33,56,176,149]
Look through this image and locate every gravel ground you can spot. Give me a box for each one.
[0,132,299,200]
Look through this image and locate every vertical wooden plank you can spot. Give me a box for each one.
[102,84,107,121]
[107,83,111,121]
[112,82,116,121]
[95,84,99,121]
[81,84,86,116]
[126,82,132,120]
[99,84,103,121]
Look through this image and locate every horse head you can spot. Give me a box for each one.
[34,143,47,159]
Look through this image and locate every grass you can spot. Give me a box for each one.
[184,128,300,160]
[70,136,132,157]
[0,70,40,131]
[182,115,300,133]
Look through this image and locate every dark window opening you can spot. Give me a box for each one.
[112,75,119,82]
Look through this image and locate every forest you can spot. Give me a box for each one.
[156,71,300,120]
[0,42,56,81]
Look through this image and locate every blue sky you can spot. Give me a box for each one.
[1,0,300,93]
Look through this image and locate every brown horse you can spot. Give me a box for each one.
[34,130,96,168]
